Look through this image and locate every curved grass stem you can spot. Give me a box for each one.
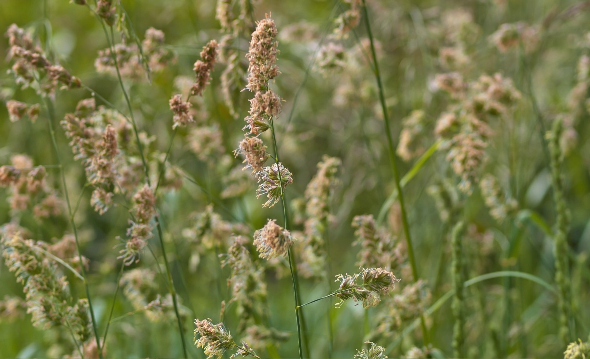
[101,261,126,357]
[89,14,188,357]
[361,0,429,344]
[269,118,308,359]
[41,96,103,359]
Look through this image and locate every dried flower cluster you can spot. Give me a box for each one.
[253,219,293,259]
[220,235,288,348]
[564,339,590,359]
[95,28,175,80]
[6,100,39,123]
[354,341,388,359]
[234,137,269,173]
[426,180,460,223]
[335,268,399,308]
[255,162,293,208]
[184,205,249,252]
[378,280,431,333]
[397,110,427,162]
[96,0,116,25]
[434,73,521,192]
[215,0,252,118]
[6,24,81,96]
[118,185,156,265]
[352,214,404,271]
[0,295,27,322]
[489,22,539,53]
[479,174,518,222]
[169,94,194,129]
[191,40,218,97]
[194,318,259,359]
[403,345,437,359]
[61,98,128,214]
[333,0,362,39]
[298,156,341,278]
[189,125,225,163]
[0,155,61,218]
[235,15,293,209]
[121,268,185,322]
[316,42,347,75]
[1,230,92,347]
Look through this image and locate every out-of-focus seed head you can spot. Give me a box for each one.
[96,0,116,26]
[316,42,347,75]
[397,110,427,162]
[169,94,194,129]
[564,339,590,359]
[235,136,269,173]
[335,268,399,308]
[489,22,539,53]
[354,342,388,359]
[192,40,218,97]
[194,319,236,359]
[479,174,518,222]
[6,100,39,123]
[253,219,293,259]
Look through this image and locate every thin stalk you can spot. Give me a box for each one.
[323,229,334,357]
[64,316,85,359]
[101,261,126,357]
[519,45,550,163]
[35,246,84,281]
[95,19,188,357]
[451,222,465,359]
[155,128,177,195]
[297,292,340,308]
[269,118,307,359]
[361,0,429,343]
[71,185,89,219]
[41,96,103,359]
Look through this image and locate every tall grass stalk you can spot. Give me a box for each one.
[361,0,429,343]
[451,221,465,358]
[88,10,188,355]
[101,262,126,357]
[269,117,307,359]
[41,95,103,359]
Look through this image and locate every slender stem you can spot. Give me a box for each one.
[35,246,84,281]
[297,292,339,308]
[71,185,89,219]
[269,118,306,359]
[155,128,177,195]
[519,45,550,163]
[42,96,103,359]
[64,316,85,359]
[101,261,126,357]
[95,19,188,357]
[361,0,429,344]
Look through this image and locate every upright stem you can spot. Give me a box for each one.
[361,0,429,343]
[101,261,126,357]
[42,98,103,359]
[96,21,188,357]
[269,118,307,359]
[451,221,465,359]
